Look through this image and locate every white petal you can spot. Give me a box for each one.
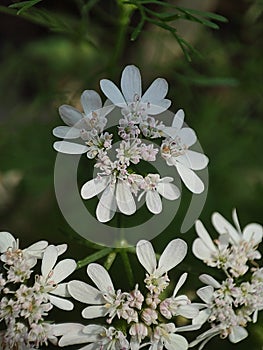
[121,65,142,102]
[212,212,240,244]
[59,333,91,347]
[59,105,83,126]
[82,305,107,319]
[177,151,209,171]
[232,208,241,232]
[53,322,84,336]
[199,274,221,288]
[51,283,70,297]
[157,182,180,200]
[136,240,157,274]
[53,141,88,154]
[172,109,185,129]
[116,180,136,215]
[52,259,76,284]
[177,304,199,319]
[87,263,114,293]
[229,326,248,343]
[96,184,117,223]
[56,243,67,256]
[24,241,48,256]
[146,191,162,214]
[68,280,102,304]
[0,232,15,252]
[100,79,126,107]
[81,90,102,115]
[53,126,80,139]
[164,334,188,350]
[49,294,74,310]
[196,286,214,304]
[192,239,214,261]
[192,308,211,326]
[141,78,169,103]
[157,238,187,275]
[173,273,188,297]
[41,245,58,278]
[82,324,104,335]
[81,176,110,199]
[195,220,217,253]
[178,127,197,147]
[147,99,171,114]
[96,104,115,118]
[176,162,205,194]
[243,223,263,245]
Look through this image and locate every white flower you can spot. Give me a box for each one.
[192,220,229,269]
[161,109,209,194]
[100,65,171,117]
[193,209,263,277]
[53,89,114,155]
[55,323,129,350]
[160,273,199,320]
[190,274,249,348]
[212,208,262,253]
[138,174,180,214]
[150,323,188,350]
[0,231,48,269]
[37,245,76,310]
[68,263,127,323]
[81,173,136,222]
[136,239,187,294]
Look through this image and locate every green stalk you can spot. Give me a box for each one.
[76,247,113,269]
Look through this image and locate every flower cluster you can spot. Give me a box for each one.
[54,239,199,350]
[191,210,263,348]
[53,65,208,222]
[0,232,76,350]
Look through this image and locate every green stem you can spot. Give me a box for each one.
[104,251,117,270]
[76,247,113,269]
[109,1,134,71]
[120,249,134,288]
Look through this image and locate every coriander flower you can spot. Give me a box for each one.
[136,239,187,294]
[36,245,77,310]
[0,233,76,350]
[190,274,249,348]
[54,323,129,350]
[0,231,48,269]
[212,208,262,258]
[193,209,263,277]
[81,172,136,223]
[161,109,209,194]
[138,174,180,214]
[68,263,128,323]
[192,220,230,270]
[100,65,171,118]
[160,273,199,320]
[53,89,114,155]
[149,323,188,350]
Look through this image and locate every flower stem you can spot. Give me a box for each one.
[76,247,113,269]
[120,249,134,288]
[109,1,134,72]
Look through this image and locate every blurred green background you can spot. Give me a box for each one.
[0,0,262,349]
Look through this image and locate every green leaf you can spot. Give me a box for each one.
[177,6,228,23]
[130,18,145,41]
[9,0,43,15]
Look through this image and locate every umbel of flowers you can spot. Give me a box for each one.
[53,65,209,222]
[0,232,76,350]
[191,209,263,349]
[53,238,200,350]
